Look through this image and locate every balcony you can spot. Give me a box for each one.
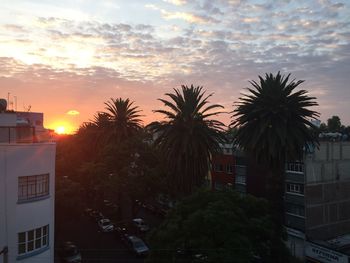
[0,126,38,143]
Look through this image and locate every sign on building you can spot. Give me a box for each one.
[305,241,348,263]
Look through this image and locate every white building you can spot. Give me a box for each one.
[0,111,55,263]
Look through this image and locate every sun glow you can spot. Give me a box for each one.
[49,121,76,135]
[55,126,66,134]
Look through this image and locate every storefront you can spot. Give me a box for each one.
[305,241,349,263]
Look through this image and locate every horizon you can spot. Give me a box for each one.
[1,0,349,133]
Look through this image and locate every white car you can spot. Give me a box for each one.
[132,218,150,232]
[98,218,115,232]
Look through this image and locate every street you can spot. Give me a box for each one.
[55,212,144,263]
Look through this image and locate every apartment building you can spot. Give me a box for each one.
[0,110,56,263]
[210,143,235,190]
[234,141,350,262]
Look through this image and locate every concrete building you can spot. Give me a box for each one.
[234,141,350,262]
[0,111,56,263]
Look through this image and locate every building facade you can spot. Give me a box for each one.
[233,141,350,262]
[210,143,235,190]
[0,111,55,263]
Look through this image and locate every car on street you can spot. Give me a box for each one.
[98,218,115,232]
[60,241,82,263]
[124,235,149,256]
[132,218,150,232]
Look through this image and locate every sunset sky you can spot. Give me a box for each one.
[1,0,349,133]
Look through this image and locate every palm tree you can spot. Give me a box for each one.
[151,85,226,195]
[104,98,143,141]
[231,72,318,260]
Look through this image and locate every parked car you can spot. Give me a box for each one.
[124,235,149,256]
[132,218,150,232]
[98,218,115,232]
[60,241,82,263]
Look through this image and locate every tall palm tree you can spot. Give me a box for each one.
[231,72,319,260]
[151,85,226,195]
[104,98,143,141]
[232,72,319,167]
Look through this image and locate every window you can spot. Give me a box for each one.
[285,203,305,217]
[214,164,224,172]
[18,174,49,201]
[286,162,304,173]
[226,164,233,174]
[286,183,304,195]
[18,225,49,255]
[236,175,246,185]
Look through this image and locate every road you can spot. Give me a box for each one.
[55,212,144,263]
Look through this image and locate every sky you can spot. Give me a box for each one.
[0,0,349,133]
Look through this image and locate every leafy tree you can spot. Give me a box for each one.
[327,115,342,132]
[231,72,318,261]
[151,85,226,196]
[147,190,288,262]
[104,98,143,141]
[319,122,328,132]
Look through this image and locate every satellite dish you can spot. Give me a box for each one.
[0,99,7,112]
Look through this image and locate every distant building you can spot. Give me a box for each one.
[234,141,350,262]
[0,111,56,263]
[210,143,235,190]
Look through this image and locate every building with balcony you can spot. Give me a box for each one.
[0,111,55,263]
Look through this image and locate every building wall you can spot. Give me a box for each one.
[0,143,55,263]
[211,153,235,190]
[305,142,350,240]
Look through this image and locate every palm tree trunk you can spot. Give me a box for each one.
[266,162,289,261]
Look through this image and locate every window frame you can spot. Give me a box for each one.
[226,164,234,174]
[286,162,304,173]
[17,225,49,257]
[286,183,304,195]
[18,174,50,202]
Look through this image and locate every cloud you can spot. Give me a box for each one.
[1,0,350,125]
[163,0,187,6]
[145,4,217,24]
[67,110,80,115]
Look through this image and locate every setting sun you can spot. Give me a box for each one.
[55,126,66,134]
[49,121,76,135]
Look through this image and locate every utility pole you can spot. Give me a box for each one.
[14,96,17,111]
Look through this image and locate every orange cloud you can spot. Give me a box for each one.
[67,110,80,115]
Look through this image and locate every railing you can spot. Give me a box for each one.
[0,126,36,143]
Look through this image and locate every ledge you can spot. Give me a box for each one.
[16,245,50,261]
[17,195,51,204]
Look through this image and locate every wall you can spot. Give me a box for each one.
[305,142,350,240]
[211,153,235,189]
[0,143,55,263]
